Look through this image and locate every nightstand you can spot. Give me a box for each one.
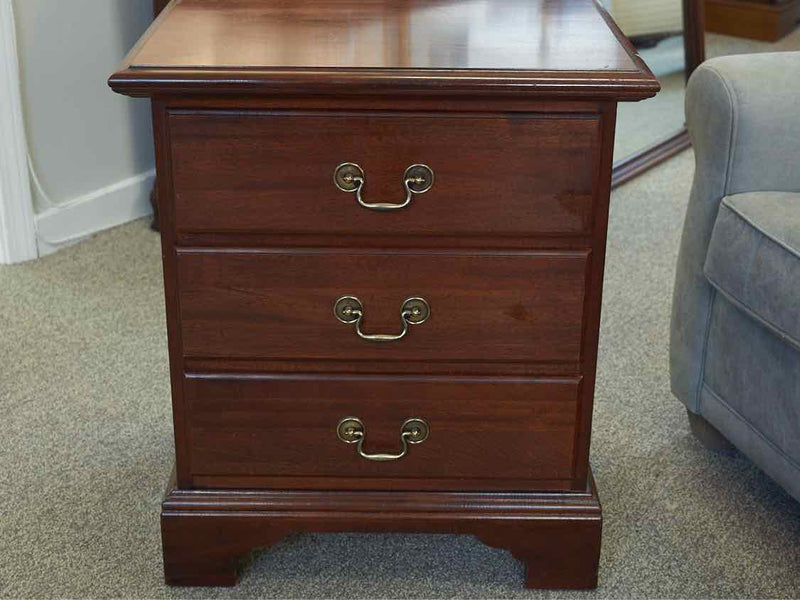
[110,0,658,588]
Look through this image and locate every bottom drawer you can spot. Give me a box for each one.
[184,373,582,491]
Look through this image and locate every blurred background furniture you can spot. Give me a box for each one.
[608,0,684,41]
[706,0,800,41]
[670,51,800,503]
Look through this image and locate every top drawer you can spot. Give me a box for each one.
[168,110,601,238]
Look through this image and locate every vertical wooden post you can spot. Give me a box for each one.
[684,0,707,80]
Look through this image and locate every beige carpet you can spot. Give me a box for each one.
[2,149,800,598]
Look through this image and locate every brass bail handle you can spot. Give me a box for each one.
[334,163,434,211]
[337,417,430,461]
[334,296,430,342]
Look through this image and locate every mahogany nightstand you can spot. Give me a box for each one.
[110,0,658,589]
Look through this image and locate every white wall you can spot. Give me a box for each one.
[12,0,155,253]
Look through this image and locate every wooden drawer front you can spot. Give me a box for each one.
[169,111,600,237]
[177,249,589,364]
[185,374,580,489]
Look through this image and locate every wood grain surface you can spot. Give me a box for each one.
[176,249,589,364]
[109,0,660,99]
[184,373,581,488]
[168,110,600,237]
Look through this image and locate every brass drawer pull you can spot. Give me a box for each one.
[334,162,434,211]
[334,296,430,342]
[337,417,430,461]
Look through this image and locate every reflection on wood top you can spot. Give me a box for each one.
[110,0,660,99]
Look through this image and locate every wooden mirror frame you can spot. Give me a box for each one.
[611,0,706,187]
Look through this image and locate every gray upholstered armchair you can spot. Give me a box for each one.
[670,52,800,502]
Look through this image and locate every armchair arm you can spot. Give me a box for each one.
[670,52,800,411]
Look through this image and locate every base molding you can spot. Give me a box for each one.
[161,469,603,589]
[34,168,155,255]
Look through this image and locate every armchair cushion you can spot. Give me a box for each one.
[704,191,800,350]
[670,52,800,411]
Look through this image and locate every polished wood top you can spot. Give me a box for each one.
[110,0,659,99]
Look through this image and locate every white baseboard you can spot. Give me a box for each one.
[35,169,155,256]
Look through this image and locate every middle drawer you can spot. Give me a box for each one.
[177,249,589,364]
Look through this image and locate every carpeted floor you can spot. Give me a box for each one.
[2,148,800,599]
